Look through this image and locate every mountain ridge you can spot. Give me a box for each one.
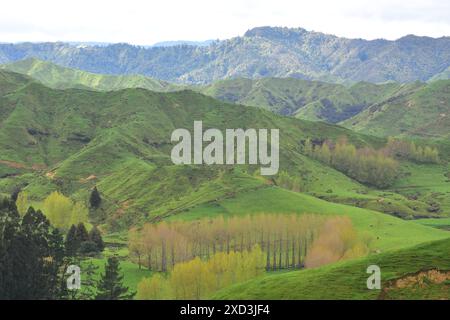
[0,26,449,84]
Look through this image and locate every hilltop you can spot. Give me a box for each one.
[0,26,449,84]
[0,58,180,92]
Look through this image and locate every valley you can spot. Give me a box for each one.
[0,28,449,301]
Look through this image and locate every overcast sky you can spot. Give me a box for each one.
[1,0,449,45]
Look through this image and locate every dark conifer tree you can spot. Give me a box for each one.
[65,225,79,256]
[89,187,102,209]
[95,257,135,300]
[89,226,105,252]
[75,222,89,243]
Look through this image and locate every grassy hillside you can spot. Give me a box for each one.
[4,59,449,142]
[213,237,450,300]
[0,58,181,92]
[0,69,448,230]
[175,187,449,252]
[0,70,387,227]
[341,80,450,139]
[199,78,401,122]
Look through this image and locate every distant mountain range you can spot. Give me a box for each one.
[0,26,449,84]
[151,40,215,47]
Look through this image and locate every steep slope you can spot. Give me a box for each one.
[0,27,449,84]
[341,80,450,139]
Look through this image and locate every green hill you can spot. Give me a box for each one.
[1,69,449,301]
[213,237,450,300]
[4,59,450,142]
[0,58,181,92]
[0,69,375,227]
[341,80,450,139]
[0,69,448,232]
[200,78,403,122]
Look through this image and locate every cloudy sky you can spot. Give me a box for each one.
[1,0,449,45]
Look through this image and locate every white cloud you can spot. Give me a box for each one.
[0,0,448,44]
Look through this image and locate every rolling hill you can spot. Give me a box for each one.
[0,27,449,84]
[200,77,403,121]
[0,69,449,301]
[0,58,180,92]
[341,80,450,139]
[4,59,449,141]
[200,77,450,139]
[0,69,448,228]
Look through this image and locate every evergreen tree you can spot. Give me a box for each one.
[0,204,65,299]
[78,262,99,300]
[0,198,21,300]
[89,187,102,209]
[89,226,105,252]
[10,187,21,202]
[65,225,79,256]
[75,222,89,243]
[95,257,135,300]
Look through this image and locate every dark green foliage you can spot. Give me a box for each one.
[0,199,65,299]
[89,226,105,252]
[65,225,78,256]
[10,187,21,202]
[95,257,135,300]
[77,262,99,300]
[66,223,104,256]
[89,187,102,209]
[78,241,99,256]
[75,223,89,243]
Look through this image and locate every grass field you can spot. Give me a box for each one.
[213,238,450,300]
[173,186,449,252]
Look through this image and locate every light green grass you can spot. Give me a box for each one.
[213,238,450,300]
[173,187,449,252]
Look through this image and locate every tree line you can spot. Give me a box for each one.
[305,137,399,188]
[129,214,359,273]
[385,137,440,164]
[134,215,371,300]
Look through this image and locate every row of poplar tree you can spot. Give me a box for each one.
[128,214,327,273]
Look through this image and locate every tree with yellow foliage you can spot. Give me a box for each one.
[136,274,167,300]
[16,191,29,216]
[42,191,88,230]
